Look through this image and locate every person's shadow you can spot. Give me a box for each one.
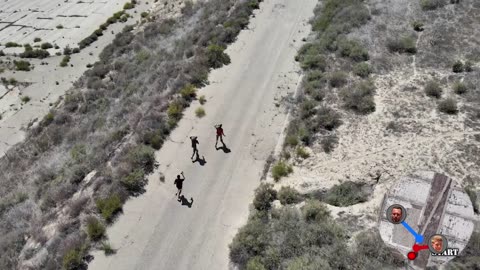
[216,143,231,153]
[192,155,207,166]
[178,195,194,208]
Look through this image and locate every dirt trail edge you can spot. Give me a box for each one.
[88,0,318,269]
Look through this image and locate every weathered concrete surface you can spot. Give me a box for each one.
[88,0,318,269]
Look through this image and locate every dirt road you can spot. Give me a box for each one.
[88,0,317,269]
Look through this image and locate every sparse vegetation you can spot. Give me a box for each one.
[86,217,106,241]
[20,96,31,103]
[296,146,310,159]
[206,44,231,68]
[195,107,206,118]
[341,80,376,114]
[100,242,116,255]
[60,55,71,67]
[19,48,50,59]
[353,62,372,78]
[387,36,416,54]
[424,80,442,98]
[271,161,293,181]
[199,95,206,105]
[230,194,404,270]
[278,186,302,205]
[453,81,467,95]
[253,183,277,211]
[33,37,42,42]
[40,42,53,49]
[5,42,21,48]
[420,0,446,11]
[329,71,348,87]
[14,60,31,71]
[438,98,458,114]
[56,24,64,29]
[464,61,473,72]
[324,181,370,206]
[96,194,123,222]
[338,39,369,62]
[452,60,464,73]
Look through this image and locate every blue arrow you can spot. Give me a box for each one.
[401,221,424,243]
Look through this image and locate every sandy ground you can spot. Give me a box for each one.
[0,0,171,157]
[87,0,318,269]
[279,47,480,237]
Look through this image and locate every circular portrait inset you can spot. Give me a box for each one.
[429,234,448,254]
[386,204,407,224]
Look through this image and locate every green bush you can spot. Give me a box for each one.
[56,24,64,29]
[278,186,302,205]
[19,49,50,59]
[353,62,372,78]
[120,168,146,194]
[321,134,338,153]
[195,107,206,118]
[296,146,310,159]
[341,80,376,114]
[199,95,206,105]
[41,42,53,49]
[412,21,424,32]
[387,36,416,54]
[302,200,330,222]
[101,242,116,255]
[14,60,31,71]
[315,106,342,131]
[179,84,197,100]
[34,37,42,42]
[452,60,464,73]
[299,100,317,120]
[229,215,269,266]
[167,100,184,120]
[5,42,21,47]
[206,44,231,68]
[253,183,277,211]
[285,135,299,147]
[141,11,149,18]
[329,71,348,87]
[453,81,467,95]
[325,181,369,206]
[424,80,442,98]
[271,161,293,181]
[123,2,134,9]
[62,248,84,270]
[96,194,122,222]
[438,98,458,114]
[60,55,71,67]
[420,0,446,11]
[247,257,266,270]
[127,144,155,172]
[300,54,327,71]
[338,39,369,62]
[21,96,31,103]
[86,217,106,241]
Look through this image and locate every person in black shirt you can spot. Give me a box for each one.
[190,136,199,160]
[174,172,185,201]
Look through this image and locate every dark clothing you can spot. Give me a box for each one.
[174,178,184,189]
[216,128,224,137]
[191,138,199,149]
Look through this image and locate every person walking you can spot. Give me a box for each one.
[174,172,185,201]
[214,124,225,148]
[189,136,199,160]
